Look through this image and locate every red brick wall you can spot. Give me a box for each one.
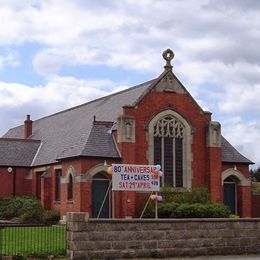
[252,195,260,217]
[222,163,250,178]
[207,147,222,202]
[15,168,32,196]
[0,167,32,198]
[0,167,13,197]
[120,90,214,214]
[237,186,251,217]
[123,91,211,189]
[41,177,52,209]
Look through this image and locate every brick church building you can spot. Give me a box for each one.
[0,49,253,218]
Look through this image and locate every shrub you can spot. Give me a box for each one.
[172,203,205,218]
[205,203,231,218]
[42,210,60,224]
[159,187,211,204]
[158,202,179,218]
[18,208,44,223]
[0,196,42,220]
[173,188,211,204]
[229,214,240,218]
[0,196,60,224]
[173,203,230,218]
[143,201,230,218]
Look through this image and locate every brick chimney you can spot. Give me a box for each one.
[24,114,33,138]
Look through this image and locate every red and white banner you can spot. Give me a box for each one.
[112,164,160,192]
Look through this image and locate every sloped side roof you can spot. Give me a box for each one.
[3,80,154,166]
[221,136,253,164]
[0,138,41,167]
[81,122,120,158]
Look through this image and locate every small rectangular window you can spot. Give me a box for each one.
[55,169,62,201]
[35,172,43,199]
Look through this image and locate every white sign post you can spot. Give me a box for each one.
[112,164,160,192]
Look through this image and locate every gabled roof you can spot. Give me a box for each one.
[221,136,253,164]
[1,55,252,167]
[3,79,155,166]
[0,138,41,167]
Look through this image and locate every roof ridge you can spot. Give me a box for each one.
[0,138,41,143]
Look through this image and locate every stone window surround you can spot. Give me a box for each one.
[147,109,193,189]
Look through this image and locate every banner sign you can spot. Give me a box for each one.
[112,164,160,192]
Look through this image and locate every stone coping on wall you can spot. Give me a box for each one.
[66,212,260,223]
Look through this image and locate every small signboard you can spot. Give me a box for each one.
[112,164,160,192]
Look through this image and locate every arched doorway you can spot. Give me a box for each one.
[222,168,251,216]
[223,176,237,214]
[92,172,111,218]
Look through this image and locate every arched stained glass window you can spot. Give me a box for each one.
[153,115,184,187]
[148,110,192,189]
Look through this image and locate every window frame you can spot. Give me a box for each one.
[147,109,193,189]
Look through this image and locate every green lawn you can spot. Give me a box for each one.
[0,225,66,257]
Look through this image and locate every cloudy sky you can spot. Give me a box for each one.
[0,0,259,168]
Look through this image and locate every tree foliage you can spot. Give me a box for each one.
[250,167,260,182]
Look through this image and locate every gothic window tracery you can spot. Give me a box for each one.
[153,115,184,187]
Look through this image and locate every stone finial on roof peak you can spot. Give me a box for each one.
[163,48,174,71]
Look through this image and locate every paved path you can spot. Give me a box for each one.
[167,255,260,259]
[127,255,260,260]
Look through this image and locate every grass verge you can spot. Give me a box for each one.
[0,225,66,258]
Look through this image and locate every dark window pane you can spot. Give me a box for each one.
[67,174,73,200]
[154,136,162,166]
[175,138,183,187]
[35,172,42,199]
[55,169,61,201]
[164,137,173,186]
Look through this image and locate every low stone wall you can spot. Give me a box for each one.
[67,212,260,259]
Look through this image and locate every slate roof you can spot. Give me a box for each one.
[221,136,253,164]
[3,79,155,166]
[1,75,253,167]
[0,138,41,167]
[57,121,120,159]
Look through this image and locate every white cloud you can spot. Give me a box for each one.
[1,0,260,77]
[0,0,259,166]
[0,76,127,134]
[221,117,260,169]
[218,83,260,115]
